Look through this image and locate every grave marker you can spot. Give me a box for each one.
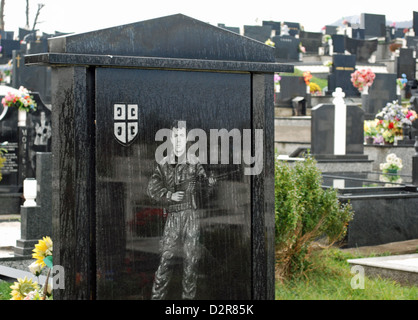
[26,14,292,300]
[360,13,386,39]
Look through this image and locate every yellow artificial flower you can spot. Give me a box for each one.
[32,236,53,267]
[10,277,40,300]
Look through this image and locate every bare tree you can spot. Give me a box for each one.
[0,0,5,31]
[25,0,30,29]
[32,3,44,31]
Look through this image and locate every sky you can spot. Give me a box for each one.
[1,0,417,37]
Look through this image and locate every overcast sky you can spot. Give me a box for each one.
[2,0,417,36]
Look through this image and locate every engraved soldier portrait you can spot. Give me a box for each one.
[147,120,215,300]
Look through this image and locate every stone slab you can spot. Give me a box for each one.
[347,254,418,286]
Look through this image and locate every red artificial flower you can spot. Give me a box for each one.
[388,122,394,129]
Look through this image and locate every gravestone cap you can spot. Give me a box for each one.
[26,14,292,74]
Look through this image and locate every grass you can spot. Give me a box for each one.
[0,280,12,300]
[276,248,418,300]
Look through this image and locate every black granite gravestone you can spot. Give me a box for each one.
[12,51,52,104]
[406,36,418,51]
[331,34,345,53]
[262,20,281,35]
[344,38,377,63]
[299,31,322,54]
[271,35,300,61]
[0,92,19,193]
[0,39,20,64]
[275,76,308,110]
[311,103,366,157]
[363,73,398,120]
[327,54,358,96]
[325,26,338,35]
[360,13,386,39]
[243,25,272,42]
[283,22,300,37]
[26,14,292,300]
[397,48,416,80]
[351,28,365,40]
[217,24,240,34]
[413,11,418,35]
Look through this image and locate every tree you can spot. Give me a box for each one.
[0,0,5,31]
[26,0,29,29]
[32,3,44,31]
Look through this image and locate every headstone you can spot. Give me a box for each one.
[351,28,365,40]
[299,31,322,54]
[331,34,345,53]
[344,37,378,63]
[360,13,386,39]
[327,54,358,97]
[311,88,366,157]
[362,73,398,119]
[413,11,418,35]
[271,35,300,61]
[393,28,405,39]
[406,36,418,51]
[0,30,14,40]
[12,50,52,104]
[0,91,20,193]
[217,24,240,34]
[283,21,300,37]
[0,39,20,64]
[325,25,338,35]
[397,48,416,80]
[262,20,281,35]
[275,76,308,110]
[243,25,272,42]
[26,14,292,300]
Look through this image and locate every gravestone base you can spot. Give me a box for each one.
[0,193,22,215]
[13,205,50,257]
[14,239,38,257]
[314,155,373,173]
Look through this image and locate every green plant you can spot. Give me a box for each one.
[0,145,6,182]
[275,155,354,279]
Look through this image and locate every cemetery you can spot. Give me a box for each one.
[0,5,417,301]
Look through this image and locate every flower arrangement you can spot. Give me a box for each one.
[350,68,376,93]
[303,71,312,85]
[396,74,407,90]
[274,73,281,85]
[364,119,379,138]
[309,82,321,94]
[379,153,403,173]
[369,101,417,144]
[265,38,275,47]
[10,236,53,300]
[298,43,306,53]
[1,86,37,112]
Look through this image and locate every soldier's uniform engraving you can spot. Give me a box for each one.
[147,121,215,300]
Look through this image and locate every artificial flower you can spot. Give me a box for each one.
[32,236,53,267]
[10,277,40,300]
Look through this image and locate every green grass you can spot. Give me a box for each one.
[0,280,12,300]
[276,248,418,300]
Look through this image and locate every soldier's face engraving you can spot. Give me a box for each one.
[171,127,187,157]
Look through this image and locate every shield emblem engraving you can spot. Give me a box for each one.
[113,104,139,146]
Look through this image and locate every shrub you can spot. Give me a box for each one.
[0,150,6,182]
[275,155,354,280]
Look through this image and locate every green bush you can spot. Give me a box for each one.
[275,155,354,279]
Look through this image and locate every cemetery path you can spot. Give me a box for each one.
[341,239,418,256]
